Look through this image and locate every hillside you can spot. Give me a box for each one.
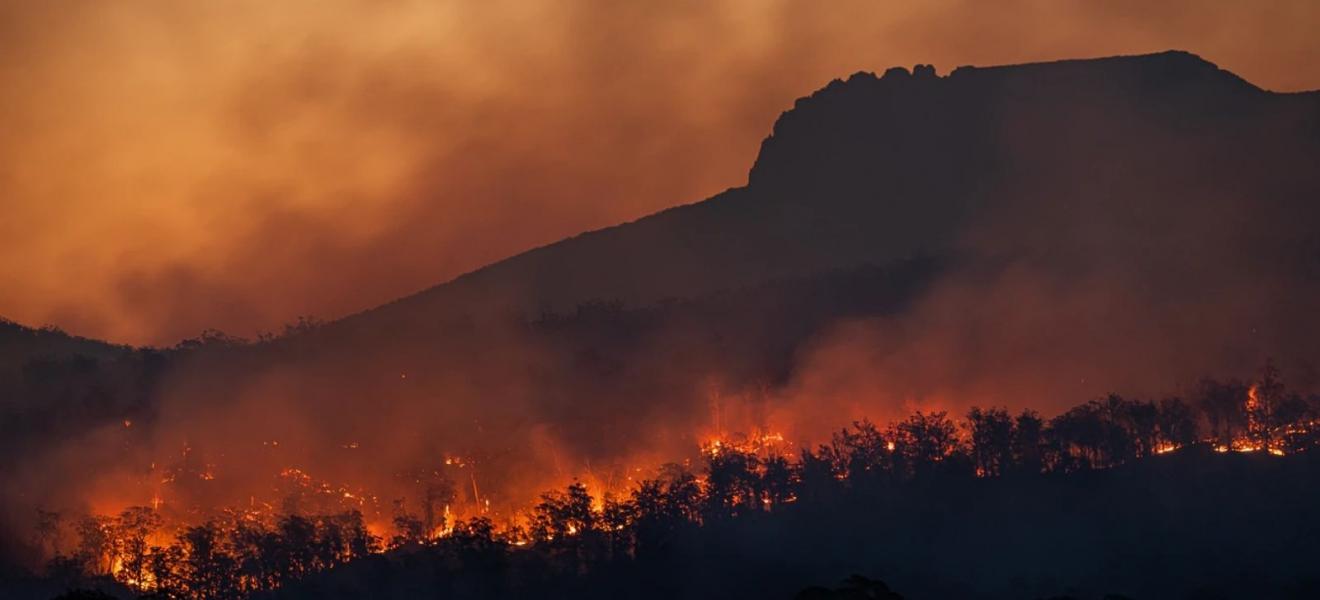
[320,50,1319,343]
[4,51,1320,577]
[195,49,1320,472]
[0,318,129,368]
[266,447,1320,600]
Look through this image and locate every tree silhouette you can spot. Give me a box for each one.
[1251,360,1286,448]
[798,446,845,504]
[1198,378,1248,447]
[1049,402,1105,470]
[660,465,703,524]
[229,516,283,592]
[967,406,1014,477]
[630,465,702,562]
[599,493,636,560]
[703,445,761,519]
[1157,396,1199,448]
[833,420,892,486]
[531,482,597,541]
[1096,395,1139,464]
[761,454,798,508]
[1119,397,1159,458]
[531,482,600,573]
[1011,409,1045,475]
[1046,397,1150,469]
[630,479,671,562]
[178,521,239,599]
[390,497,427,548]
[112,506,161,588]
[447,515,508,586]
[73,515,113,576]
[315,511,378,568]
[892,411,961,478]
[147,542,183,595]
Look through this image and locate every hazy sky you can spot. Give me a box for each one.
[3,0,1318,345]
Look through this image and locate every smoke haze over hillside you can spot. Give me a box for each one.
[5,52,1320,576]
[3,0,1320,344]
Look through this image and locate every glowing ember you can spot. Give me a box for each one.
[34,370,1320,596]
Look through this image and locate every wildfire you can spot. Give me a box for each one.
[37,367,1320,598]
[702,431,790,458]
[48,413,1320,597]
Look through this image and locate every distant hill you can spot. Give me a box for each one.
[143,49,1320,510]
[0,318,127,364]
[319,50,1318,345]
[9,51,1318,367]
[3,52,1319,569]
[240,49,1320,439]
[0,318,131,400]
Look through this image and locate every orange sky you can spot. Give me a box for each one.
[3,0,1318,346]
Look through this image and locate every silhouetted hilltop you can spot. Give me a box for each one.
[221,50,1318,522]
[749,51,1264,192]
[0,318,131,396]
[323,50,1318,345]
[0,318,128,363]
[4,52,1320,584]
[9,49,1313,498]
[10,51,1313,355]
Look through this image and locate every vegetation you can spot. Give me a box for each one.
[16,362,1320,599]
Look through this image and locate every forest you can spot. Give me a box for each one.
[13,361,1320,600]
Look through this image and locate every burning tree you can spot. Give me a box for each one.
[30,363,1320,599]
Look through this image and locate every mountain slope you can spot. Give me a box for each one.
[103,48,1320,488]
[4,52,1320,565]
[186,48,1319,498]
[323,50,1318,345]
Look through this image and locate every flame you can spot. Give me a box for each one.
[48,383,1320,595]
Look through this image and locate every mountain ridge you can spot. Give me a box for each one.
[5,50,1314,350]
[319,50,1317,346]
[4,50,1320,570]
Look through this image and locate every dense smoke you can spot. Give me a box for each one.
[4,2,1320,576]
[772,63,1320,439]
[2,0,1319,344]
